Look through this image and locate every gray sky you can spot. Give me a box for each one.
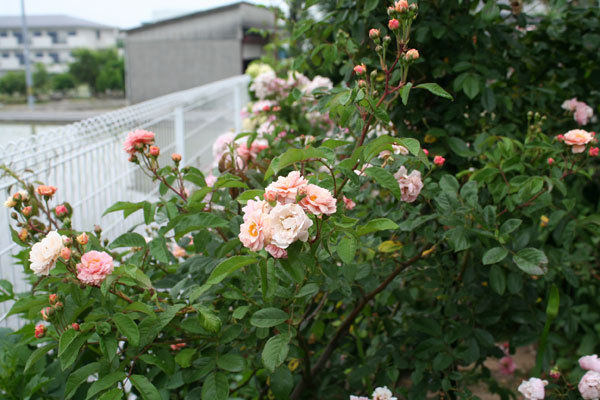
[2,0,286,29]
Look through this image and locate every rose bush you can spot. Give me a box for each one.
[0,1,599,400]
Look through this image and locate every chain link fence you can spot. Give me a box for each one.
[0,75,250,326]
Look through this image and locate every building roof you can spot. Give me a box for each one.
[0,15,115,30]
[126,1,265,33]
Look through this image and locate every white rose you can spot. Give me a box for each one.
[29,231,65,275]
[372,386,397,400]
[269,203,313,249]
[4,197,16,208]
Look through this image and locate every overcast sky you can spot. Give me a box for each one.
[2,0,286,29]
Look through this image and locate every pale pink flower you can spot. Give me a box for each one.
[434,155,446,166]
[123,129,155,154]
[299,184,337,215]
[172,245,187,258]
[574,103,594,126]
[405,49,420,60]
[564,129,593,153]
[499,356,515,375]
[212,132,236,161]
[517,377,547,400]
[76,251,114,286]
[252,100,276,114]
[205,173,217,187]
[266,244,287,258]
[29,231,64,275]
[242,197,272,222]
[264,171,308,204]
[580,370,600,399]
[36,185,57,197]
[561,97,579,112]
[372,386,397,400]
[394,0,409,11]
[343,196,356,210]
[239,211,271,251]
[257,121,276,136]
[580,355,600,373]
[302,76,333,94]
[350,397,369,400]
[394,166,423,203]
[269,203,313,249]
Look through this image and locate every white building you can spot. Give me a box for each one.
[0,15,119,74]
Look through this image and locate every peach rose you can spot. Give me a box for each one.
[394,0,409,11]
[29,231,64,275]
[269,203,313,249]
[36,185,57,197]
[299,184,337,215]
[123,129,155,154]
[172,245,187,258]
[76,251,114,286]
[239,210,271,251]
[563,129,593,153]
[394,166,423,203]
[242,197,272,222]
[266,244,288,259]
[264,171,308,204]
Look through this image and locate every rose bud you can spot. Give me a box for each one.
[77,233,89,245]
[72,323,80,331]
[55,204,68,217]
[22,206,32,217]
[172,153,182,163]
[34,324,46,338]
[369,28,380,40]
[18,228,28,241]
[434,155,446,166]
[353,64,366,75]
[149,146,160,157]
[388,19,400,30]
[423,149,429,156]
[49,294,58,304]
[405,49,420,61]
[36,185,57,197]
[41,306,53,321]
[395,0,409,12]
[54,301,64,311]
[589,147,599,157]
[547,157,554,165]
[60,247,71,261]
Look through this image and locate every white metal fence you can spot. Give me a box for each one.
[0,74,250,326]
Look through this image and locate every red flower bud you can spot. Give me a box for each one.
[149,146,160,157]
[72,323,80,331]
[34,324,46,338]
[388,19,400,30]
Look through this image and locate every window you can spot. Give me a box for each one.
[16,53,25,65]
[68,31,77,36]
[2,53,9,58]
[14,32,23,44]
[36,52,43,58]
[34,31,42,36]
[96,30,101,39]
[49,52,59,63]
[0,31,7,37]
[48,31,58,44]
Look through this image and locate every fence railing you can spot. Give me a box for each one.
[0,74,250,326]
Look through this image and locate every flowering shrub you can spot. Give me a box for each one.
[1,2,600,400]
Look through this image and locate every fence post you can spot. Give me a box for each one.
[174,106,185,164]
[233,83,242,133]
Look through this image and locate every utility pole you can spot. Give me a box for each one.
[20,0,34,110]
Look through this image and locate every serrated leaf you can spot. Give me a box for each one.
[364,166,401,199]
[174,348,197,368]
[65,362,101,399]
[401,82,412,105]
[217,352,246,372]
[112,313,139,347]
[236,190,265,203]
[265,146,327,180]
[201,372,229,400]
[356,218,398,236]
[109,233,146,249]
[206,256,258,285]
[482,247,508,265]
[149,237,170,264]
[414,83,453,100]
[262,334,290,372]
[250,308,288,328]
[130,375,162,400]
[86,372,126,400]
[98,388,123,400]
[337,235,357,264]
[489,265,506,295]
[513,248,547,275]
[499,219,522,235]
[24,342,57,373]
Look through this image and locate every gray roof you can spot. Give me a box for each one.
[0,15,115,30]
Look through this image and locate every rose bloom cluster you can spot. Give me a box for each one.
[212,132,269,170]
[249,64,332,101]
[557,129,597,154]
[350,386,398,400]
[562,98,595,126]
[238,171,336,258]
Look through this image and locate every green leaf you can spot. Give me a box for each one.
[174,348,197,368]
[482,247,508,265]
[65,362,101,399]
[217,352,246,372]
[24,342,56,373]
[129,375,162,400]
[86,371,126,400]
[103,201,145,218]
[206,256,258,285]
[489,265,506,295]
[337,235,357,264]
[356,218,398,236]
[364,166,401,199]
[236,190,265,204]
[546,284,560,319]
[265,146,327,180]
[499,219,522,235]
[109,233,146,249]
[401,82,413,105]
[99,334,118,362]
[414,83,453,100]
[170,213,229,240]
[445,227,471,251]
[271,366,294,399]
[112,313,140,347]
[262,334,290,372]
[98,388,123,400]
[198,307,222,333]
[59,330,90,370]
[447,137,476,158]
[251,308,288,328]
[513,248,547,275]
[201,372,229,400]
[295,283,319,298]
[433,353,453,370]
[462,74,480,99]
[148,237,170,264]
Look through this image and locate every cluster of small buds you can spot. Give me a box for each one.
[170,342,187,351]
[387,0,418,19]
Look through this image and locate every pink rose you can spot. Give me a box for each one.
[76,251,114,286]
[343,196,356,210]
[580,355,600,373]
[264,171,308,204]
[353,64,366,75]
[590,147,599,157]
[269,204,313,249]
[518,377,547,400]
[563,129,593,153]
[205,173,217,187]
[239,211,271,251]
[561,97,579,112]
[212,132,236,161]
[36,185,57,197]
[55,204,68,217]
[579,370,600,400]
[242,197,272,222]
[266,244,287,259]
[394,0,409,11]
[123,129,155,154]
[434,155,446,166]
[388,19,400,30]
[299,184,337,215]
[547,157,554,165]
[499,356,515,375]
[394,166,423,203]
[574,102,593,126]
[34,324,46,338]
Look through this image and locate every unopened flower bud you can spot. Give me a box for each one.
[18,228,28,241]
[383,35,392,45]
[434,155,446,166]
[353,64,366,75]
[55,204,68,217]
[10,212,18,219]
[395,0,409,12]
[547,157,554,165]
[549,368,560,380]
[149,146,160,157]
[49,294,58,304]
[128,154,138,163]
[63,237,72,246]
[589,147,599,157]
[94,225,102,235]
[41,307,52,320]
[60,247,71,261]
[77,233,89,245]
[375,45,384,53]
[34,324,46,338]
[54,301,64,311]
[423,149,429,156]
[172,153,182,163]
[72,323,80,331]
[369,28,380,40]
[405,48,420,61]
[358,79,367,88]
[22,206,32,217]
[388,19,400,30]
